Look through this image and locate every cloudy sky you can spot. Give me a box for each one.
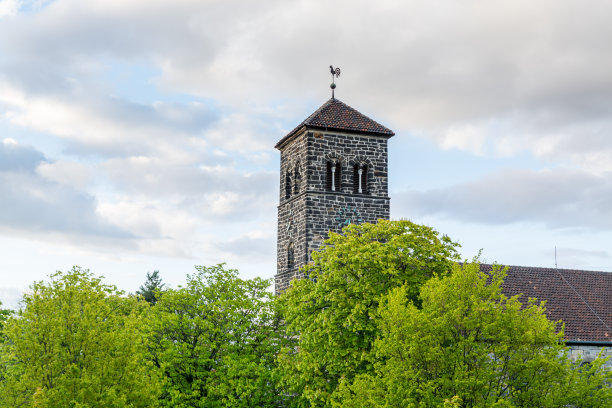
[1,0,612,308]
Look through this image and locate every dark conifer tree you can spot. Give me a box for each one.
[136,270,165,305]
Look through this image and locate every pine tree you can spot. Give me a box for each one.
[137,270,165,305]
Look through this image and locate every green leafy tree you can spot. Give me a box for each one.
[0,301,13,341]
[137,270,165,305]
[278,220,460,407]
[146,264,288,408]
[335,262,612,407]
[0,302,17,405]
[0,267,162,408]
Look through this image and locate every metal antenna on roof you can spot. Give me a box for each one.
[555,246,557,269]
[330,65,341,99]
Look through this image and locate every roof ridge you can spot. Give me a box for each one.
[300,98,335,125]
[482,263,612,275]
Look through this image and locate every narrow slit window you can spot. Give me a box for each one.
[287,243,295,269]
[294,163,301,195]
[361,164,368,194]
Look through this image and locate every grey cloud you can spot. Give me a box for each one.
[1,88,221,159]
[102,159,278,222]
[395,168,612,230]
[103,159,276,198]
[557,247,610,259]
[0,142,45,172]
[0,172,131,237]
[547,247,611,272]
[4,1,612,118]
[94,98,218,134]
[8,0,612,166]
[215,235,275,260]
[0,144,132,238]
[61,97,220,156]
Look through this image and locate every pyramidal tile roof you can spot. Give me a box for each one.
[275,98,394,148]
[481,264,612,343]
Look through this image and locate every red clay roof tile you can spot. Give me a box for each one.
[275,98,394,149]
[481,264,612,343]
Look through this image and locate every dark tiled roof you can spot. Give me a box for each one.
[481,264,612,343]
[275,98,394,149]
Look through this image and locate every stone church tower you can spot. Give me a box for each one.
[275,98,394,293]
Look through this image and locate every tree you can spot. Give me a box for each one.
[145,264,288,408]
[0,267,162,408]
[278,220,460,407]
[0,302,17,405]
[0,301,13,341]
[335,262,612,407]
[137,270,165,305]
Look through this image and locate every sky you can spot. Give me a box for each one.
[1,0,612,309]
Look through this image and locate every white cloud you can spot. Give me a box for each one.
[440,124,487,155]
[0,286,23,310]
[3,0,612,170]
[36,160,92,189]
[96,199,200,257]
[0,0,18,18]
[0,80,219,156]
[1,0,612,293]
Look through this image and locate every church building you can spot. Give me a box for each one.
[274,89,612,367]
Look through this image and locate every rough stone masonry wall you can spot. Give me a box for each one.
[303,129,390,263]
[306,130,389,196]
[276,193,307,294]
[567,344,612,370]
[278,130,308,203]
[276,129,391,293]
[276,130,309,294]
[304,193,389,262]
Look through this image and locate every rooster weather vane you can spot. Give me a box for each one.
[330,65,341,99]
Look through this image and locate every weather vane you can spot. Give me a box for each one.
[330,65,341,99]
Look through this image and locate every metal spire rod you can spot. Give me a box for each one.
[330,65,341,99]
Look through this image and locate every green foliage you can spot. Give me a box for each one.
[334,262,612,408]
[0,267,162,408]
[278,220,460,407]
[0,301,13,342]
[136,270,165,305]
[0,302,15,404]
[146,264,288,407]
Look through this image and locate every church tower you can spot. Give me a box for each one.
[275,97,394,293]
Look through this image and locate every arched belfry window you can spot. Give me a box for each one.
[326,161,341,192]
[285,171,292,200]
[294,162,301,195]
[353,163,368,194]
[287,242,295,269]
